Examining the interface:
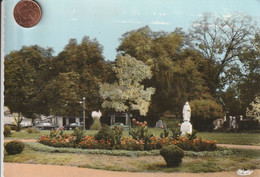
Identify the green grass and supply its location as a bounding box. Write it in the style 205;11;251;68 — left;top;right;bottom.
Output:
6;130;98;139
4;144;260;173
27;142;160;156
26;142;234;157
196;132;260;145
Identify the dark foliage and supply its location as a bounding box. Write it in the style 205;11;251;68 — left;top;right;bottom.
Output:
160;145;184;167
5;140;25;155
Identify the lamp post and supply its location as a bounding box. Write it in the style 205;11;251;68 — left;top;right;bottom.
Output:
83;97;86;130
79;97;86;130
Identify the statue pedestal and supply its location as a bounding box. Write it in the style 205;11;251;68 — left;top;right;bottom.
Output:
180;122;192;136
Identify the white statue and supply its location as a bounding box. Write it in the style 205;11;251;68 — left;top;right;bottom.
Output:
91;110;102;119
183;102;191;122
231;116;236;129
180;102;192;136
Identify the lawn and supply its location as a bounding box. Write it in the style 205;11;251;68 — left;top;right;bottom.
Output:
196;132;260;145
4;143;260;173
6;130;98;139
6;128;260;146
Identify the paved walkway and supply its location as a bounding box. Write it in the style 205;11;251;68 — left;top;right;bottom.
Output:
4;139;36;143
4;163;260;177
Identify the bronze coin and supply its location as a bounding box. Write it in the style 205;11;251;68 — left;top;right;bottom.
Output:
13;0;42;28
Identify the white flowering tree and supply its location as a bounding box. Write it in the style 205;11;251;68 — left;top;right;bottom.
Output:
246;96;260;122
99;54;155;116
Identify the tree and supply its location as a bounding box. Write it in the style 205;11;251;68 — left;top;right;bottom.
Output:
117;26;215;120
246;96;260;122
237;33;260;114
46;36;109;116
190;99;223;131
189;12;258;94
4;37;112;119
99;54;155;116
4;45;53;118
40;72;81;117
220;87;243;116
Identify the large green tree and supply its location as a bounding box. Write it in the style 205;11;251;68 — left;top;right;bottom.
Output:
4;37;113;119
99;54;155;116
237;34;260;115
4;45;53;118
40;71;81;116
44;36;110;116
189;12;259;95
117;26;216;121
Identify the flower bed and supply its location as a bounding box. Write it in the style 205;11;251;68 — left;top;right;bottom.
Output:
38;132;217;151
38;122;217;151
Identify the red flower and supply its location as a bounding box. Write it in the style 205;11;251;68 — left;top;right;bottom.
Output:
178;123;181;127
136;121;139;125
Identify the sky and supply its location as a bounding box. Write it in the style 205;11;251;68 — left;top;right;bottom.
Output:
3;0;260;61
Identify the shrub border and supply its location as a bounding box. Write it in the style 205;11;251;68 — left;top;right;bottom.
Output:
26;142;233;157
27;142;159;156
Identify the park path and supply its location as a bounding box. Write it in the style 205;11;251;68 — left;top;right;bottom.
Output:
217;144;260;150
4;139;36;143
4;163;260;177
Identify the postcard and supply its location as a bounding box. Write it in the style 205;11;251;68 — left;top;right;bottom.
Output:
1;0;260;177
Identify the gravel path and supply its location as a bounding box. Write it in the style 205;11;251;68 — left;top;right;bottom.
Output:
4;139;37;143
4;163;260;177
217;144;260;150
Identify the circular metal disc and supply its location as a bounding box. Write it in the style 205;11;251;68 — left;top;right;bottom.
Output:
13;0;42;28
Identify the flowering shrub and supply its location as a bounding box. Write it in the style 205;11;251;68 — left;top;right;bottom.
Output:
38;125;217;151
38;134;74;147
175;137;217;151
38;134;216;151
94;124;117;146
129;119;153;148
72;127;85;146
78;136;112;149
118;137;145;151
112;125;123;145
38;128;75;148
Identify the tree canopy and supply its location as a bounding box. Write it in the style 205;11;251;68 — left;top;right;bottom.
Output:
99;54;155;116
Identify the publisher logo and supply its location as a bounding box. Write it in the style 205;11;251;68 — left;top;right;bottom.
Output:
237;169;253;176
